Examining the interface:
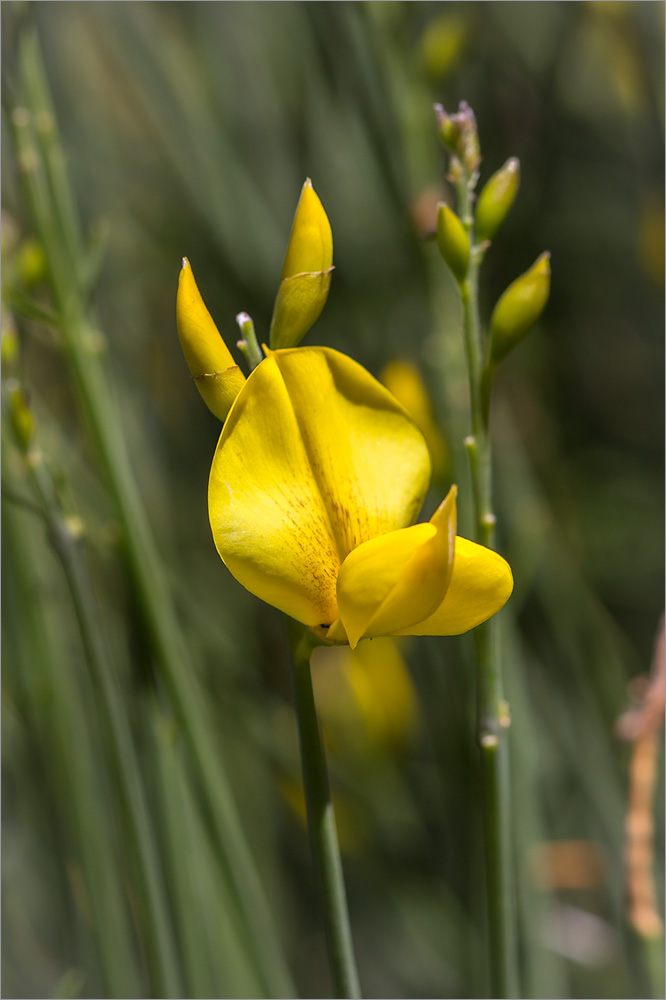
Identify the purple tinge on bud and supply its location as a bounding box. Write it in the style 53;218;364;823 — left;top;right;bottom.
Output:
434;101;480;173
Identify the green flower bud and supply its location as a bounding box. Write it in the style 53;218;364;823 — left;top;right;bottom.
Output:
489;252;551;364
476;158;520;243
434;103;461;152
436;203;470;283
434;101;480;174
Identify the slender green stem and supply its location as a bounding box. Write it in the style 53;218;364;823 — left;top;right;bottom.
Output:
455;175;519;999
236;311;264;371
287;621;361;1000
2;468;142;1000
23;449;182;998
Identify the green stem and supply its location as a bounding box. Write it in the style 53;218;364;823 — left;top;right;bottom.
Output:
455;175;519;999
24;451;182;999
236;311;264;371
287;621;361;1000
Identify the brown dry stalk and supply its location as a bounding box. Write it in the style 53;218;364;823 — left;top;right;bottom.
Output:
617;615;665;939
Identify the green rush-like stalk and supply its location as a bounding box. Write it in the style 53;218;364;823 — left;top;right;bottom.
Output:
17;444;182;999
454;170;519;999
287;620;361;1000
12;16;294;999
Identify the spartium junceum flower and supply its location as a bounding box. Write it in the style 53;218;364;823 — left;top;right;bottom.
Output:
177;181;513;648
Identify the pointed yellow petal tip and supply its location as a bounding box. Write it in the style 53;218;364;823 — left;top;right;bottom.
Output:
336;489;457;649
176;258;245;422
269;179;333;349
391;537;513;638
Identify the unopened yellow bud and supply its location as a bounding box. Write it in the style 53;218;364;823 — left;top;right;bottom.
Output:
436;203;470;283
489;252;551;364
269;179;333;349
1;309;19;367
176;258;245;422
476;158;520;243
8;382;34;452
16;239;47;287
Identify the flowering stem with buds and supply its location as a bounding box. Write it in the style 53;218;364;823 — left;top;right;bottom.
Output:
436;103;519;999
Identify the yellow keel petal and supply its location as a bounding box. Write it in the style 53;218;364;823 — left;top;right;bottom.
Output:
391;537;513;637
335;487;458;648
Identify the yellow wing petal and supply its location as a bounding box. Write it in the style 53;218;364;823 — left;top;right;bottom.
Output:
209;346;431;627
177;258;245;421
333;487;457;649
391;536;513;636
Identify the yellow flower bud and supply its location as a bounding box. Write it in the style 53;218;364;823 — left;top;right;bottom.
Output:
176;258;245;422
8;382;34;452
436;203;470;283
489;252;551;364
16;239;47;287
1;309;19;367
475;158;520;243
269;179;333;350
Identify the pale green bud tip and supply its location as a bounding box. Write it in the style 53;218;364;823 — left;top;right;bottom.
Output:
436;203;470;283
489;252;551;364
434;101;480;173
476;158;521;243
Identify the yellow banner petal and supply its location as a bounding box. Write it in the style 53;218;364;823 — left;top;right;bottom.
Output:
271;348;431;560
209;346;430;628
391;537;513;637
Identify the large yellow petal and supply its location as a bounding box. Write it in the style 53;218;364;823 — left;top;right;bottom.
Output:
271;348;431;559
331;487;457;648
176;258;245;421
209;346;430;627
391;536;513;637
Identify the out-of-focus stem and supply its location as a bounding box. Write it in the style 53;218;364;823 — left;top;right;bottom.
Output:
287;621;361;1000
21;448;182;999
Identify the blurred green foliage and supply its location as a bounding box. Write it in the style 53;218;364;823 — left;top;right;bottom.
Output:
2;3;663;998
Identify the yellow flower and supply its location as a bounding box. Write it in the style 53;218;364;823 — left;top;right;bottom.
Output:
208;345;512;647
